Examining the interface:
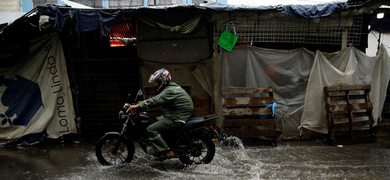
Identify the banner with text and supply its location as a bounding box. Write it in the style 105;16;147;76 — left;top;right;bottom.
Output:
0;33;76;146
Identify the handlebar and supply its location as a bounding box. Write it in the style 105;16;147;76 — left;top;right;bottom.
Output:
123;103;130;109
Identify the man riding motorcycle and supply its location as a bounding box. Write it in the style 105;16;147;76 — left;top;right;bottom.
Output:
126;68;194;161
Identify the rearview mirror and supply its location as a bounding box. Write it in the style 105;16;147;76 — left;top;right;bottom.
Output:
134;89;143;102
137;89;143;96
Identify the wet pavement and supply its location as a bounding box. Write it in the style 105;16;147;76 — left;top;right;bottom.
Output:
1;132;390;180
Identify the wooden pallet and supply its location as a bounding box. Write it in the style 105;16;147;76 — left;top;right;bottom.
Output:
324;85;375;145
221;87;277;145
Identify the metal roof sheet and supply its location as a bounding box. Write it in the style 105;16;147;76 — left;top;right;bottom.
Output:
59;0;93;9
0;12;25;26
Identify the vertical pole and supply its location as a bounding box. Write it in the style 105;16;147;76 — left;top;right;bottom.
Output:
102;0;109;8
341;29;347;49
377;31;382;52
57;0;65;6
182;0;192;5
21;0;33;12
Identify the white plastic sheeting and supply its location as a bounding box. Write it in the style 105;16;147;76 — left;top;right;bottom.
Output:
300;45;390;135
193;45;390;139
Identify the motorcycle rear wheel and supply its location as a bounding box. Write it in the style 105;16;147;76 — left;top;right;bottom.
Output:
95;134;134;165
179;134;215;165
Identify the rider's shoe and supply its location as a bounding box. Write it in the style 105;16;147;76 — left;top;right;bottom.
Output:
165;149;174;158
152;149;174;161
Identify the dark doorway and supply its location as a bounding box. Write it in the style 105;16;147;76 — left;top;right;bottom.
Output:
62;30;140;140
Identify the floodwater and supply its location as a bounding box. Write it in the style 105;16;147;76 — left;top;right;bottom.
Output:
1;134;390;180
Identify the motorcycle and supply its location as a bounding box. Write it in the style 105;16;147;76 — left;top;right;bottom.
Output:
95;89;225;166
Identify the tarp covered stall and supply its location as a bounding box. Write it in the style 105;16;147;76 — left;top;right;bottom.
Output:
194;46;315;138
1;1;388;143
193;45;390;139
300;44;390;136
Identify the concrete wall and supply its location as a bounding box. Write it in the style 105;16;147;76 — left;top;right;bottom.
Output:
0;0;20;12
0;0;58;12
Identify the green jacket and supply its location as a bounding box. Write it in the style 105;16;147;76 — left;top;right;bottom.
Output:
139;82;194;123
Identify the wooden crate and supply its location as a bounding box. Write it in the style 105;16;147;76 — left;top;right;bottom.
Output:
324;85;375;145
221;87;277;145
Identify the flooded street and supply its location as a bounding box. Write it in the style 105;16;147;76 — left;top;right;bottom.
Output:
1;134;390;180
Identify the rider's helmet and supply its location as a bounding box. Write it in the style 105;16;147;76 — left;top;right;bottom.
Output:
148;68;172;92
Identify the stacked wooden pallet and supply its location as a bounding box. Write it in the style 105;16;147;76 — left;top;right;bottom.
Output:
323;85;375;145
221;87;277;145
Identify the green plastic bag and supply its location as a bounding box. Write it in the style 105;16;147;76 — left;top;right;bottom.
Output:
217;29;238;52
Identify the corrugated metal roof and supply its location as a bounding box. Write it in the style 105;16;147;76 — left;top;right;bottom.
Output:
0;12;25;26
59;0;93;9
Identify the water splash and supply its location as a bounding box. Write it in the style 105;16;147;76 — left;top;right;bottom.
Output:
47;138;390;180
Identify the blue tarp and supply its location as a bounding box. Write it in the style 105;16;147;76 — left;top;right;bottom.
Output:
199;2;278;11
37;2;349;36
200;2;348;18
38;5;124;34
282;3;348;18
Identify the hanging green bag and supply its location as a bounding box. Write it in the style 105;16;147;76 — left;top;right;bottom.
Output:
217;23;238;52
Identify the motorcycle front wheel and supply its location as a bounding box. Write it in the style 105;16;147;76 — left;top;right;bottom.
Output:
95;134;134;165
179;134;215;165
